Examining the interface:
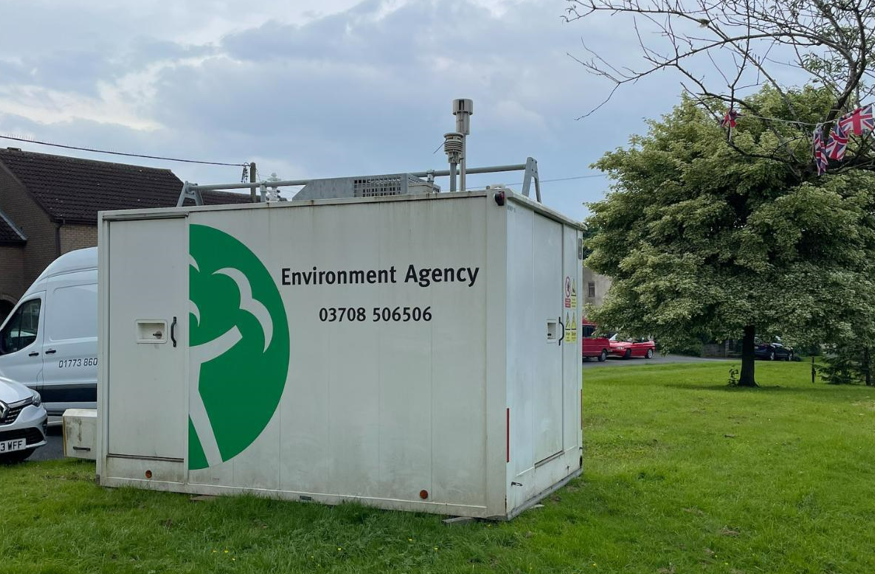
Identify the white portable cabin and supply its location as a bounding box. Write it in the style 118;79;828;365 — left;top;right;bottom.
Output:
97;177;583;520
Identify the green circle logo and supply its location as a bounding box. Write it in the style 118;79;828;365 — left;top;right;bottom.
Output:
188;224;289;470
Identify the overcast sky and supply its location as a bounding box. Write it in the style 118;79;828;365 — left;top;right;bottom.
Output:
0;0;685;221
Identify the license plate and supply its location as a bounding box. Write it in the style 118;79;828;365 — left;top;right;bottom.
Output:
0;439;27;453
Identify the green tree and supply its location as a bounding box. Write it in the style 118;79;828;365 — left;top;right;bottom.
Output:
821;343;875;386
586;88;875;386
565;0;875;174
580;222;599;260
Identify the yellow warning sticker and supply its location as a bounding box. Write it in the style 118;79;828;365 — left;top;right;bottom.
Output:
564;276;572;308
570;279;578;309
565;311;571;343
565;311;576;343
570;312;577;343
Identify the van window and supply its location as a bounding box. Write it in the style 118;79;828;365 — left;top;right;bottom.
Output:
0;299;41;354
582;324;595;338
47;284;97;342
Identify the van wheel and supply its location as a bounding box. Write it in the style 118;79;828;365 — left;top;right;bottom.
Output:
598;350;608;362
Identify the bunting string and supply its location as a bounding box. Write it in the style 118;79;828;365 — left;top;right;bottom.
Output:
718;103;874;174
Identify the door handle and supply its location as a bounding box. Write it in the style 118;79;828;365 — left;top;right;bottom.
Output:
558;316;565;346
170;316;177;348
28;352;39;357
44;349;57;355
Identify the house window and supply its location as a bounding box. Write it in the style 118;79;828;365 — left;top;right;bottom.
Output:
588;282;596;298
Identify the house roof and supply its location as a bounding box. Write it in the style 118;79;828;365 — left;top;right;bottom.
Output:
0;208;26;245
0;148;252;224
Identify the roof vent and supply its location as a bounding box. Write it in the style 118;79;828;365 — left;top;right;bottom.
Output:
293;174;439;200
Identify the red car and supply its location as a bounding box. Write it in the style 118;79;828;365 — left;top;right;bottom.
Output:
581;321;611;362
609;336;656;359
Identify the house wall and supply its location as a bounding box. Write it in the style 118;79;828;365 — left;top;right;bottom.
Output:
582;266;612;312
60;224;98;254
0;163;59;295
0;244;24;322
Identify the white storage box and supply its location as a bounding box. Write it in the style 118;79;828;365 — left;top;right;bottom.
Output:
97;190;582;519
63;408;97;460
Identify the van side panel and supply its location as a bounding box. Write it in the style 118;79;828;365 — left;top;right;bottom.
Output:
40;270;98;412
0;248;99;414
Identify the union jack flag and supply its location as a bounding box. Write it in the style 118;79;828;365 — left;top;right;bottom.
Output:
721;108;739;129
838;104;874;136
813;127;828;175
825;123;849;161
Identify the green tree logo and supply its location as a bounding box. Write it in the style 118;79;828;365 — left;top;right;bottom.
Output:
188;224;289;470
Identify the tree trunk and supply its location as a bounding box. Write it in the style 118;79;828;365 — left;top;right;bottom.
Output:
739;325;758;387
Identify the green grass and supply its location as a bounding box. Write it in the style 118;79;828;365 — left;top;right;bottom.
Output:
2;362;874;573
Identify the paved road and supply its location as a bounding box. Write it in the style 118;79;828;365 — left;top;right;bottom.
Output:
28;425;64;462
583;353;732;367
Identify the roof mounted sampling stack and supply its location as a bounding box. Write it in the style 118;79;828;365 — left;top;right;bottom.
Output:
98;101;581;520
176;98;541;206
445;98;473;192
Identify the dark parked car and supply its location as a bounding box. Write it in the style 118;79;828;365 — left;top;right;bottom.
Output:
755;340;794;361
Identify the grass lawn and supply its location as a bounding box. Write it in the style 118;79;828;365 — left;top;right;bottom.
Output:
2;361;874;573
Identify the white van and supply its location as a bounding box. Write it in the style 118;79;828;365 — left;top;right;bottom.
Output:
0;248;97;416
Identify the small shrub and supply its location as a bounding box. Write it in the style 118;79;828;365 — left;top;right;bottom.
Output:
727;366;740;387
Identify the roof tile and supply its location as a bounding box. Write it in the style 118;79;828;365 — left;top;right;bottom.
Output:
0;149;251;224
0;208;26;245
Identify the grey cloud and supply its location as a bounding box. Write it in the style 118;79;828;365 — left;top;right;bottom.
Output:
0;0;687;220
121;39;219;68
148;1;670;168
18;50;114;96
222;0;459;67
0;59;30;85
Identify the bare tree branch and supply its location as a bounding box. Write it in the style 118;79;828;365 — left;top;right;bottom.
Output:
563;0;875;178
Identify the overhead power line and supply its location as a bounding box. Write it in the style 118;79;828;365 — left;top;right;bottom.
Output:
502;173;608;187
0;134;248;167
0;132;609;185
535;174;607;183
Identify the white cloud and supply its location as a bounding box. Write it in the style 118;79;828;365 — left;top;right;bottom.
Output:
0;84;159;130
0;0;685;220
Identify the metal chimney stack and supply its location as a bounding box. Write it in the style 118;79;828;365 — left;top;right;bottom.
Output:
445;99;473;192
